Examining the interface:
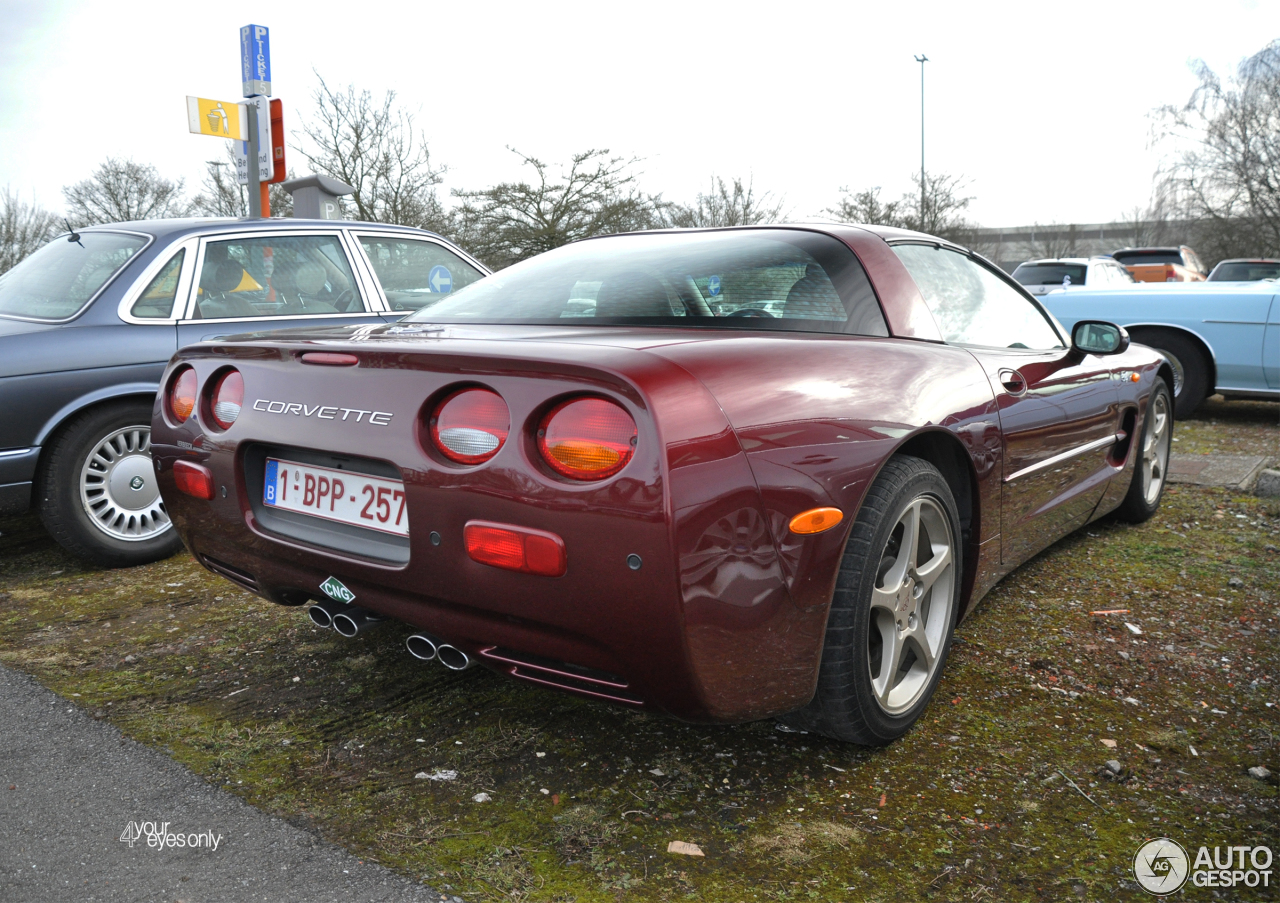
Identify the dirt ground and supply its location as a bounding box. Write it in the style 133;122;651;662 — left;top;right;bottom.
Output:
0;400;1277;902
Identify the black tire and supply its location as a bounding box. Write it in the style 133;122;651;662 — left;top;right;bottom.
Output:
1114;378;1174;524
1138;330;1209;419
780;456;963;745
37;401;183;568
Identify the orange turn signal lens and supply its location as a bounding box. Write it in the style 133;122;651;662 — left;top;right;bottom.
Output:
168;366;197;423
788;507;844;535
1130;372;1140;382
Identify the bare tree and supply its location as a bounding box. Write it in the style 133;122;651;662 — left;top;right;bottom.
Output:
62;158;189;225
667;176;787;228
297;74;446;230
824;172;973;242
1157;39;1280;261
0;187;58;274
452;148;666;269
1027;222;1080;259
823;186;906;228
190;145;293;218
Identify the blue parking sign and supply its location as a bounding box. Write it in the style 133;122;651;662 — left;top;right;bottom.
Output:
240;25;271;97
429;265;453;293
708;275;722;296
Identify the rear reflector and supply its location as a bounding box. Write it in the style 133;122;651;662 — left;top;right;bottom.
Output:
537;397;636;480
210;370;243;429
464;520;566;577
173;460;215;500
789;507;844;535
300;352;359;366
168;367;197;423
430;388;510;464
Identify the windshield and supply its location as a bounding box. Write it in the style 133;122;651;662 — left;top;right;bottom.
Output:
0;232;149;320
1209;261;1280;281
406;229;889;336
1012;263;1088;286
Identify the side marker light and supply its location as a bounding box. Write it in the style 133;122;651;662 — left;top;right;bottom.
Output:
789;507;844;535
173;460;216;500
464;521;566;577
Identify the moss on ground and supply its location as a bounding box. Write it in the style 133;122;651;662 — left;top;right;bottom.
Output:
1;413;1277;901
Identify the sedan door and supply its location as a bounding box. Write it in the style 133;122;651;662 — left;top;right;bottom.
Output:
350;232;488;322
177;231;383;346
892;244;1122;567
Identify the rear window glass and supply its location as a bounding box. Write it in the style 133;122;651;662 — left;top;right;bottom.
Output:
1112;251;1182;266
406;230;889;336
1012;263;1088;286
0;232;148;320
1209;262;1280;281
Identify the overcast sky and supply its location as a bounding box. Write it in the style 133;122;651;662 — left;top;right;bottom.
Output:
1;0;1276;228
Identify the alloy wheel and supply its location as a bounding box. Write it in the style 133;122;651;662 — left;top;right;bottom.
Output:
78;426;171;541
1143;392;1172;506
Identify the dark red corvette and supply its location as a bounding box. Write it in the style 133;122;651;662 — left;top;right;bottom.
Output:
152;225;1174;744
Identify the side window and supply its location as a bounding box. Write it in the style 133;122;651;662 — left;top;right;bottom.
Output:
129;250;185;319
892;244;1064;350
358;236;485;312
192;234;363;320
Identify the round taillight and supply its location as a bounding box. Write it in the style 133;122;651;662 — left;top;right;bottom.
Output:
537;397;636;480
210;370;244;430
430;388;510;464
168;367;197;423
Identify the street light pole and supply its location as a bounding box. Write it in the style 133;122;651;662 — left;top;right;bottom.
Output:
914;54;928;223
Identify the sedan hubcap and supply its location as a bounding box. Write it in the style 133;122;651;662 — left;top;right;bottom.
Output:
1143;393;1172;506
869;497;955;715
79;426;171;541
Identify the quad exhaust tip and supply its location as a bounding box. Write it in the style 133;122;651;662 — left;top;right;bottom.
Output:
406;633;440;661
436;644;472;671
406;634;472;670
307;598;344;629
331;606;385;638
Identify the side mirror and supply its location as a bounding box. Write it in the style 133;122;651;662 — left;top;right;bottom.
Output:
1072;320;1130;356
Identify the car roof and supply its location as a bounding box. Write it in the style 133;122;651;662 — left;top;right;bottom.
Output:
1213;258;1280;264
1016;258;1093;266
74;216;449;242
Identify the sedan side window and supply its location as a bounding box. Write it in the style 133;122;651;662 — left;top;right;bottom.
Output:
893;244;1064;350
358;236;485;312
130;250;185;318
192;235;363;320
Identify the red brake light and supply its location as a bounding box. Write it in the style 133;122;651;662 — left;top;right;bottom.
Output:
168;367;197;423
464;520;566;577
537;397;636;480
173;460;215;500
210;370;244;429
430;388;509;464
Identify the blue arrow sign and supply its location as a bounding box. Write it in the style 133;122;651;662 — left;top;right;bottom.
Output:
240;24;271;97
429;265;453;293
707;275;721;296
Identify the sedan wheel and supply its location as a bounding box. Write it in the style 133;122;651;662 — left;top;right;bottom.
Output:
39;401;184;567
1115;378;1174;523
779;456;961;745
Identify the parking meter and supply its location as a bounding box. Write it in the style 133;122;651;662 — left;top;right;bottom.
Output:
282;174;356;220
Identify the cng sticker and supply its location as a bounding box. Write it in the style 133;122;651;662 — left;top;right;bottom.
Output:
319;576;355;604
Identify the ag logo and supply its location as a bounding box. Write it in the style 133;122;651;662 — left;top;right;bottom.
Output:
129;476;145;490
1133;837;1189;895
319;576;355;604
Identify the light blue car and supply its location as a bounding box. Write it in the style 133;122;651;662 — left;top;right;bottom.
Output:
1044;282;1279;418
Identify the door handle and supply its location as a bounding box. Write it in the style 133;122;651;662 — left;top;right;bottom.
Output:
999;368;1027;395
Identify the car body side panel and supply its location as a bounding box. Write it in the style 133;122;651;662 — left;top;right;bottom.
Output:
1265;295;1280;389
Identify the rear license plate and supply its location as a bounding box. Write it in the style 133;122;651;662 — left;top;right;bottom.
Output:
264;458;408;536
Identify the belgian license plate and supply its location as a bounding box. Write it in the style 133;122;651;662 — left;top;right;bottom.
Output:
264;458;408;536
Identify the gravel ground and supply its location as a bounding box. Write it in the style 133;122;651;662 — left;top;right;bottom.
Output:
0;664;452;903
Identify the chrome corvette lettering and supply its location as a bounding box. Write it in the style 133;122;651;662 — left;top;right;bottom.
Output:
252;399;392;425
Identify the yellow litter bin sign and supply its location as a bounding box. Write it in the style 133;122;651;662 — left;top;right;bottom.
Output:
186;96;247;139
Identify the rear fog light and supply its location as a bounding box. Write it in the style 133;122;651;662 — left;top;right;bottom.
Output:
464;520;566;577
173;460;216;500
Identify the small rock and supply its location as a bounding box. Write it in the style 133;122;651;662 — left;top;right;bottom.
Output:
472;792;491;803
1255;469;1280;498
667;841;704;857
1189;746;1199;757
649;768;665;776
1105;760;1124;775
540;788;550;795
1123;697;1141;706
1124;622;1143;636
416;770;457;782
1247;766;1271;781
123;655;136;663
1101;739;1117;749
1228;577;1244;588
535;751;546;758
292;676;300;683
775;723;807;734
1118;651;1130;660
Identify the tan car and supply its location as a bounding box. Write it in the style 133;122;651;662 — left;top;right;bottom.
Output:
1110;246;1207;282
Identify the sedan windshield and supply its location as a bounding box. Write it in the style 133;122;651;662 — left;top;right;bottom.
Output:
1013;263;1088;286
406;229;889;336
0;232;148;320
1209;261;1280;281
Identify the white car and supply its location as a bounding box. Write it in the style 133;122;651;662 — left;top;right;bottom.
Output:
1011;257;1135;296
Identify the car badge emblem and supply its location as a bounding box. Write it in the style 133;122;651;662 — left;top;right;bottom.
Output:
129;476;145;490
319;576;355;604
